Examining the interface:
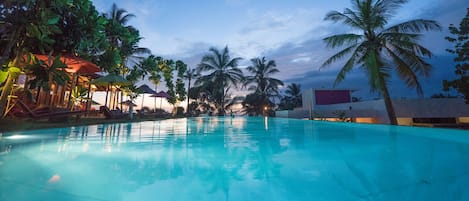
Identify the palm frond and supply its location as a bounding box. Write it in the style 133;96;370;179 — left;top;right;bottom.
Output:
384;19;441;33
374;0;408;18
324;34;363;48
360;50;390;92
384;46;423;95
321;44;359;68
324;10;363;29
387;43;431;77
333;48;360;86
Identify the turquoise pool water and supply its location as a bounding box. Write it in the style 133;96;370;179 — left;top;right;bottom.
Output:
1;117;469;201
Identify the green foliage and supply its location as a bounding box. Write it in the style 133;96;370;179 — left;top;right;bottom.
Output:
443;8;469;103
243;57;283;115
278;83;302;110
24;54;69;91
322;0;440;124
175;60;187;102
153;59;188;106
71;85;89;108
196;46;243;115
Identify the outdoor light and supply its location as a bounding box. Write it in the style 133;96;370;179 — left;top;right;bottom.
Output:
7;135;29;140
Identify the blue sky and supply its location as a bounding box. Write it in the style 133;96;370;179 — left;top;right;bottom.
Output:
92;0;467;100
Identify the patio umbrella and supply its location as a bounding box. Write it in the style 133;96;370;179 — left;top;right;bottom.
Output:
90;74;131;108
150;91;172;110
89;73;131;86
137;84;157;110
119;100;137;112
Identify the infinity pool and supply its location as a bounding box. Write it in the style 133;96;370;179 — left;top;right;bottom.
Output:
1;117;468;201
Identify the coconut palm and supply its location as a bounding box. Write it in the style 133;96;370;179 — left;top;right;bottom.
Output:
104;3;135;48
184;68;200;115
321;0;440;125
118;27;151;73
245;57;283;96
285;83;302;108
244;57;283;115
196;46;243;115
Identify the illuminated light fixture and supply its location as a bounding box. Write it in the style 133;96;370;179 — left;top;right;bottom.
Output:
7;135;29;140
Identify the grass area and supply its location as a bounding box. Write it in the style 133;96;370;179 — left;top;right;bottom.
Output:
0;116;170;132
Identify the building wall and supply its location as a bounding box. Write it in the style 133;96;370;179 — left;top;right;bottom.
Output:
313;99;390;124
276;109;309;119
392;98;469;118
299;88;469;125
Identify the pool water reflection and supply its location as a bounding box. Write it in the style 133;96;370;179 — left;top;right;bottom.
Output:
0;117;469;201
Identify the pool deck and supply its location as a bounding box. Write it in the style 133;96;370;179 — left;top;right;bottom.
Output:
0;116;172;132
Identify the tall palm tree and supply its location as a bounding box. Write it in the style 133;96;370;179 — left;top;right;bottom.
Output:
285;83;302;108
321;0;440;125
184;68;200;114
244;57;283;115
196;46;243;115
118;27;151;72
245;57;284;95
104;3;135;48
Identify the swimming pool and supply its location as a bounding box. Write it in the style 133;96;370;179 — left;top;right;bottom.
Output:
1;117;468;201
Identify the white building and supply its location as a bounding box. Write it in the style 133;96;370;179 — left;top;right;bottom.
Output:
276;88;469;127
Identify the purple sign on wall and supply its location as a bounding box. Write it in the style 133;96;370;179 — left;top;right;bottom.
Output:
315;90;351;105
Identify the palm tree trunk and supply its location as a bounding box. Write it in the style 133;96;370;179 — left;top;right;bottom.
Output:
154;85;158;112
105;84;109;107
141;93;145;111
0;71;20;117
380;77;398;125
219;82;225;116
186;78;191;115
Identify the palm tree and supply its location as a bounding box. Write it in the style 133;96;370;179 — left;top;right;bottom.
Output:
244;57;283;115
118;27;151;73
285;83;302;108
196;46;243;115
149;71;162;111
104;3;135;49
184;68;200;115
245;57;283;95
321;0;440;125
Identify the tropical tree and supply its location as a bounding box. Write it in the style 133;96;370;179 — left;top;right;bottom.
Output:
173;60;187;109
0;0;63;116
25;54;69;105
278;83;302;110
443;8;469;103
148;59;162;111
117;26;150;75
188;80;217;115
0;0;108;116
196;46;243;115
243;57;283;115
102;3;150;110
321;0;440;125
285;83;302;107
104;3;135;50
184;68;200;115
70;86;89;111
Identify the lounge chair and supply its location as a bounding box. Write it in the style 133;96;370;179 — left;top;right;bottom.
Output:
13;100;84;121
99;106;127;119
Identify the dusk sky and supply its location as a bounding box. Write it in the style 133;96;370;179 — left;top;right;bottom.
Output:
92;0;467;101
